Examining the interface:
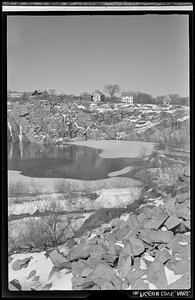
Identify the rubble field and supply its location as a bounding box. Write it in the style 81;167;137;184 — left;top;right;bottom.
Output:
8;164;190;291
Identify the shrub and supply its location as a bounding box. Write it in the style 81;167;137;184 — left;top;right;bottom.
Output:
152;164;184;186
54;179;72;194
133;150;185;188
8;181;42;204
8;200;79;253
37;200;74;247
8;182;29;196
140;124;190;147
28;180;42;196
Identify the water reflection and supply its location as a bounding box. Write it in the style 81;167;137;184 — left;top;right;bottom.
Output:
8;142;137;180
8;143;74;160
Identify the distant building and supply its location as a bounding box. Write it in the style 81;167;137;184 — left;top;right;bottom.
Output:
30;90;51;101
32;90;43;96
92;90;105;102
163;95;172;105
121;92;134;104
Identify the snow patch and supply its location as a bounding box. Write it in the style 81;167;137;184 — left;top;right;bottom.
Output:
140;258;147;270
49;270;73;290
9;252;53;290
120;214;130;222
93;188;142;208
179;241;188;245
164;266;183;285
142;253;155;262
108;166;134;177
115;241;124;248
161;226;168;231
144;280;157;289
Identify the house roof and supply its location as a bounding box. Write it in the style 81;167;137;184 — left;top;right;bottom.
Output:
93;90;105;96
32;89;44;95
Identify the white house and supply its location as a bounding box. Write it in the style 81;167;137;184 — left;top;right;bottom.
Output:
121;92;134;104
92;90;105;102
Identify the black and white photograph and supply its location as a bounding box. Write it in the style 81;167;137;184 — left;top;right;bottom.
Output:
2;1;192;296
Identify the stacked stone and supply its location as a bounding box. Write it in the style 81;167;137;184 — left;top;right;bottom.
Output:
43;189;190;290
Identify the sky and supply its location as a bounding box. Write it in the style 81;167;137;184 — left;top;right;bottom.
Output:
7;14;189;97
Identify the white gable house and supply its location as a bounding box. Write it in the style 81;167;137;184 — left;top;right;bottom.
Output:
121;92;134;104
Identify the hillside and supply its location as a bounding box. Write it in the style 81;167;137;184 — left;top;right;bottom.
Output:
7;99;190;148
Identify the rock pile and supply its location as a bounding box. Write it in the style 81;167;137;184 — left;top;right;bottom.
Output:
42;190;190;290
8;166;191;290
8;99;189;145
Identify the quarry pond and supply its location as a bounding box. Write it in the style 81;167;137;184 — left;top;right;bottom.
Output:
8;141;156;180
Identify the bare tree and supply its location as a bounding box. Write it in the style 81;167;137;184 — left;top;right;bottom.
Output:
104;84;120;99
21;92;29;102
39;200;76;247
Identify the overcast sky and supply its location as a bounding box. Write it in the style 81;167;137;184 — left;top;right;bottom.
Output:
7;14;189;97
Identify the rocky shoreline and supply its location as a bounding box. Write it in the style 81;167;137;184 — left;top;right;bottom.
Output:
8;165;190;291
